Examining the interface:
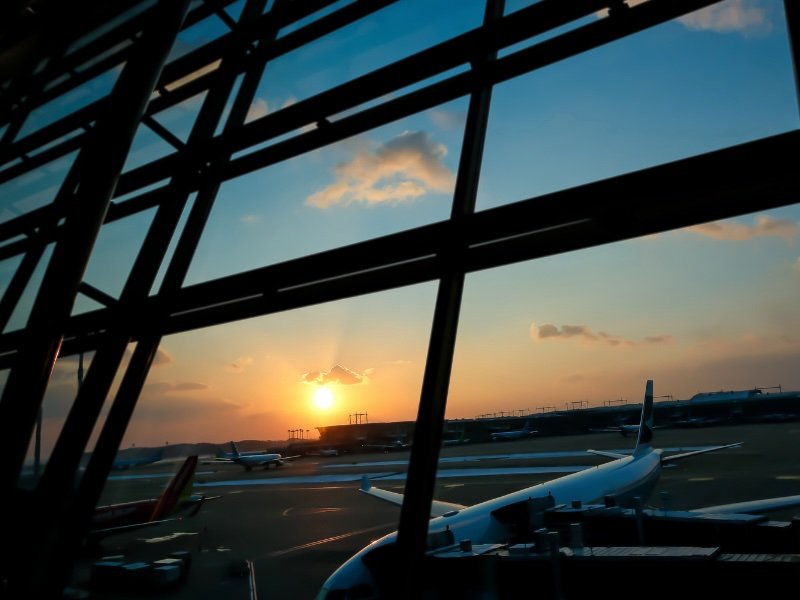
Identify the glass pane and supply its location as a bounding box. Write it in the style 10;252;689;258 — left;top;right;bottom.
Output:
81;284;437;596
19;350;95;490
257;0;483;109
477;2;797;210
74;208;157;313
0;151;79;223
186;98;467;284
455;204;800;418
18;68;121;139
3;243;54;334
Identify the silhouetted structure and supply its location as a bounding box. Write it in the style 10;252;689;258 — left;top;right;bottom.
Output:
0;1;798;598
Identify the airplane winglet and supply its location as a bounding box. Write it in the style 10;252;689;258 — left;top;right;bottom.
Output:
360;475;372;492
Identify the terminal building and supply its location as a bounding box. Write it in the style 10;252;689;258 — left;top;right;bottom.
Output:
290;386;800;454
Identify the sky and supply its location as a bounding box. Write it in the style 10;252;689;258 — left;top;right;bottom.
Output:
1;0;799;456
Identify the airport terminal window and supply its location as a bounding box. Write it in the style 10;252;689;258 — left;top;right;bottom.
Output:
0;1;797;598
184;104;467;284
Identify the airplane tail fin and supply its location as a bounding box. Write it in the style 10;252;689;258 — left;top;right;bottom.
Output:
633;380;655;457
230;441;240;457
149;455;198;521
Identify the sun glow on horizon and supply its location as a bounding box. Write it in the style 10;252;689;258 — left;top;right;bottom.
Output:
313;386;335;410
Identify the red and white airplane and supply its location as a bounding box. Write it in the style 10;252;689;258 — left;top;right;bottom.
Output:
89;455;217;540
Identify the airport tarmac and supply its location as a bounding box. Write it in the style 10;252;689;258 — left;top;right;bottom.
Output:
70;421;800;599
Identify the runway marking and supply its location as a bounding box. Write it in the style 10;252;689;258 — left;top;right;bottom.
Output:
776;475;800;480
282;507;343;517
266;522;396;558
107;471;215;481
194;466;591;487
320;447;719;469
139;532;198;543
443;484;464;488
687;477;715;482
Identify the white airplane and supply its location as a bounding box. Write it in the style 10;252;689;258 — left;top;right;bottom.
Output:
215;441;300;471
588;423;642;437
588;422;670;437
489;420;537;441
110;446;166;470
441;431;470;446
315;379;800;600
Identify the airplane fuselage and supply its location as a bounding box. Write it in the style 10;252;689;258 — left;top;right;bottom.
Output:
490;431;531;441
317;449;663;598
232;453;285;470
91;499;159;529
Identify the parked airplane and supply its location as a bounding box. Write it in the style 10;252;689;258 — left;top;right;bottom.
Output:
489;420;536;441
442;431;470;446
89;455;218;541
215;441;300;471
110;446;165;470
588;422;669;437
315;380;784;599
360;437;411;453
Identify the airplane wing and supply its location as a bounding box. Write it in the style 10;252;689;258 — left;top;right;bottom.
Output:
661;442;743;463
586;449;629;460
88;517;179;539
689;494;800;515
360;476;467;517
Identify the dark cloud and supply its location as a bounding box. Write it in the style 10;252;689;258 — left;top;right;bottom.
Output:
531;323;672;347
225;356;254;373
173;382;209;392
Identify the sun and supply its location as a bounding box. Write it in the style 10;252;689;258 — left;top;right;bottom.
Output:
313;386;335;410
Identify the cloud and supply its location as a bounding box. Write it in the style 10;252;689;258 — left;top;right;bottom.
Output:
173;381;210;392
143;381;209;394
243;96;297;124
163;60;221;93
685;215;797;243
246;98;269;122
644;335;673;344
302;364;366;385
677;0;772;36
531;322;672;347
225;356;254;373
597;0;772;36
154;348;173;366
427;108;465;131
305;131;455;208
